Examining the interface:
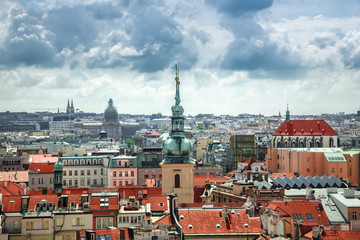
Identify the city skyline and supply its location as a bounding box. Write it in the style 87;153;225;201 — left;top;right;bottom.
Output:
0;0;360;115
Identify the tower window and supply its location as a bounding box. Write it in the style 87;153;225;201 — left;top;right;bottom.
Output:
175;174;180;188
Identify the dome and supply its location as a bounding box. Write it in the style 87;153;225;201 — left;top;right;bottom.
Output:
54;161;63;171
104;98;119;124
162;137;193;157
171;104;184;117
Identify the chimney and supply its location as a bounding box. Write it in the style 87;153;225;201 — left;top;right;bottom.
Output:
223;206;229;219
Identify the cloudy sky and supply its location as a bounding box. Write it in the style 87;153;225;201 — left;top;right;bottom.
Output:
1;0;359;116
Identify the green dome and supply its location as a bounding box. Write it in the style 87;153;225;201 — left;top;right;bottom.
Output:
54;161;63;171
162;137;192;157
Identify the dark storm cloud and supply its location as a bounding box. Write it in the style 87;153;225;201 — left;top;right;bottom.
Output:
206;0;304;77
0;0;199;72
86;2;124;20
0;5;64;68
86;1;198;72
43;6;99;51
206;0;274;17
221;38;300;72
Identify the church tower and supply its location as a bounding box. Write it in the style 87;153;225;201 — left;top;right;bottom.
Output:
161;66;195;204
285;104;290;123
66;99;71;114
70;99;75;114
54;153;63;194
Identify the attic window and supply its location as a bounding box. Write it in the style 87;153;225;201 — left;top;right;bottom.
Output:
231;210;235;214
244;223;249;227
216;224;221;228
180;215;184;219
10;200;14;203
159;202;164;206
305;213;314;222
188;224;193;229
292;214;304;222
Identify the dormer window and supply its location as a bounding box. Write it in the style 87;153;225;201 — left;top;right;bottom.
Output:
188;224;193;229
159;202;164;206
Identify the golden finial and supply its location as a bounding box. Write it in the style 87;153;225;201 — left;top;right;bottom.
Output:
175;64;180;85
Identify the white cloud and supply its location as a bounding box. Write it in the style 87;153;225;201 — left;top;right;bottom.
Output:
0;0;359;115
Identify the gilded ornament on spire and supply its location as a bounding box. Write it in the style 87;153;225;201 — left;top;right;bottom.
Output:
175;64;180;85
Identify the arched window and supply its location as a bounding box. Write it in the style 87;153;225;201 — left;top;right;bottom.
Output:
175;174;180;188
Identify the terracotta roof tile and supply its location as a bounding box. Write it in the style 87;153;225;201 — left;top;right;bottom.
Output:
2;195;22;212
193;175;228;187
142;195;168;212
29;163;54;173
0;181;25;195
29;154;58;164
0;171;28;182
118;187;162;200
28;194;59;211
155;214;172;225
265;199;329;226
178;208;261;235
273;120;337;136
90;195;119;211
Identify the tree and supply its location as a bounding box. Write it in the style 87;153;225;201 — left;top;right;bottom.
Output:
126;138;133;149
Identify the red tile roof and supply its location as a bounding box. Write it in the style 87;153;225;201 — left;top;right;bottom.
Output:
90;195;119;211
226;170;237;177
29;163;54;173
178;208;262;235
322;230;360;239
28;194;59;211
193;175;228;187
265;199;329;226
271;172;295;178
2;195;22;212
193;187;205;203
0;171;28;182
118;186;162;200
0;181;26;196
62;188;89;195
95;228;122;239
155;214;172;225
273;120;337;136
142;195;168;212
29;154;58;163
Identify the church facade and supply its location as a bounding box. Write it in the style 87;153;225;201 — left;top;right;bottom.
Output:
271;106;338;148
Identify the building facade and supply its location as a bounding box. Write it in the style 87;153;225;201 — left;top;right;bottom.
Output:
60;156;110;188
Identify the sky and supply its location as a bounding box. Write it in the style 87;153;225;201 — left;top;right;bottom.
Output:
0;0;360;116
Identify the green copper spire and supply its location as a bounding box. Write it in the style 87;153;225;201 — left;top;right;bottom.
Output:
286;104;290;123
162;65;195;164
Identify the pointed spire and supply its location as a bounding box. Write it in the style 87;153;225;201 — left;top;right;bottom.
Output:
286;104;290;122
71;99;74;113
66;99;70;114
175;64;180;106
